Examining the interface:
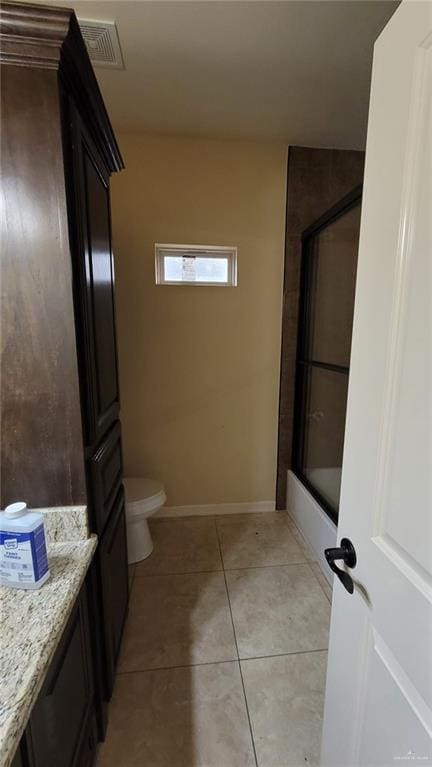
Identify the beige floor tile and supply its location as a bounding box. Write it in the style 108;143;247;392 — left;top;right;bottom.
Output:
226;564;330;658
135;517;222;575
285;512;319;562
118;572;237;671
241;651;328;767
97;662;256;767
288;524;317;562
310;562;333;603
217;512;308;569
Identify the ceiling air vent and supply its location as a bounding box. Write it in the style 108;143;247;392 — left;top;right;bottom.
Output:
78;19;124;69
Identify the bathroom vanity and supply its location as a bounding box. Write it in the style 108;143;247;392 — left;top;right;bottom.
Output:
0;511;97;767
1;1;129;762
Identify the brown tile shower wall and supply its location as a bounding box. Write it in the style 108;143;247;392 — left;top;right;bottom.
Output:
276;146;364;510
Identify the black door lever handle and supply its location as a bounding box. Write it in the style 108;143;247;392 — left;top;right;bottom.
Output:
324;538;357;594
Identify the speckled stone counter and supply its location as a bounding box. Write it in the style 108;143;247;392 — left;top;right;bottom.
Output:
40;504;89;543
0;536;97;767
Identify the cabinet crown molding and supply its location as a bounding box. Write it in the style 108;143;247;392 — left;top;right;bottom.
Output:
0;2;71;67
0;1;124;173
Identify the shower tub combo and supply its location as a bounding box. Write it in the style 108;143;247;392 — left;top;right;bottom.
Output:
288;186;363;581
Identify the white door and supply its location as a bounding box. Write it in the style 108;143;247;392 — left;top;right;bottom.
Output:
321;1;432;765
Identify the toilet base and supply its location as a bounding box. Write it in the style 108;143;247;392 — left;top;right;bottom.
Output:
126;516;154;564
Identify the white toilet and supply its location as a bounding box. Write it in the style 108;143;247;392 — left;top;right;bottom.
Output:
123;477;166;564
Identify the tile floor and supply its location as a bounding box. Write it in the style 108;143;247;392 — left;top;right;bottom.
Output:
98;512;332;767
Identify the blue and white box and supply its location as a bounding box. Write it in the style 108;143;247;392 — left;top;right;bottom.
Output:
0;502;50;589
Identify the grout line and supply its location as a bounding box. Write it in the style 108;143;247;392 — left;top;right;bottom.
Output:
286;513;320;564
313;578;333;605
151;515;218;525
136;520;224;578
215;520;259;767
132;560;318;580
239;647;329;663
318;589;332;606
223;559;314;572
133;567;224;578
301;561;334;605
308;563;333;605
213;515;225;571
116;647;330;677
129;565;137;595
116;658;240;676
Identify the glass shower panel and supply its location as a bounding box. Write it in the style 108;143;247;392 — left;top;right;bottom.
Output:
307;205;361;368
302;367;349;513
293;188;362;520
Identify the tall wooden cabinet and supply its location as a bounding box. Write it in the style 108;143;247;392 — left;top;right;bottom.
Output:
1;0;128;746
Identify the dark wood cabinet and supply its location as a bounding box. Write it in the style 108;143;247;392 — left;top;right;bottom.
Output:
1;1;129;760
64;94;130;708
21;585;97;767
98;489;129;697
10;748;24;767
89;422;123;536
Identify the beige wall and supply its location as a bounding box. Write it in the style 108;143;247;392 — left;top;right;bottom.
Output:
111;133;287;506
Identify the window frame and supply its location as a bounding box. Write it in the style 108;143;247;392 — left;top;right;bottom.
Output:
155;243;238;287
291;185;363;525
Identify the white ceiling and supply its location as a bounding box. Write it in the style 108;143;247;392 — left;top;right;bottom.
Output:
62;0;398;148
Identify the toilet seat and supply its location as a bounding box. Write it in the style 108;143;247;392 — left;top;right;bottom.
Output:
123;477;166;518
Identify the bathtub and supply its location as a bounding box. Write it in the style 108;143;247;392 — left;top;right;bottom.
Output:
287;469;337;587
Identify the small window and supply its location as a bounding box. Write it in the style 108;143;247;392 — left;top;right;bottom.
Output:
155;244;237;286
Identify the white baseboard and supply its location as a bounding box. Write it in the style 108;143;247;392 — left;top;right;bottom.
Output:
155;500;276;518
287;470;336;586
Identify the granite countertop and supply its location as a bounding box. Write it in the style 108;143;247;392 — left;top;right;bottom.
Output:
0;532;97;767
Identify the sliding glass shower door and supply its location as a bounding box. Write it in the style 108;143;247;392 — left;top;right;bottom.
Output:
292;187;362;523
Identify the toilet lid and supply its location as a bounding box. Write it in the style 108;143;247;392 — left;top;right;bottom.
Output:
123;477;165;504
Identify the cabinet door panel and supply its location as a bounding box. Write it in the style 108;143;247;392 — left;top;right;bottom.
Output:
83;149;118;422
68;102;120;446
98;489;129;697
28;590;93;767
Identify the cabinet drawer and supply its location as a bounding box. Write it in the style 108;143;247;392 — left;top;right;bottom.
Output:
89;421;123;534
98;489;129;698
27;588;94;767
